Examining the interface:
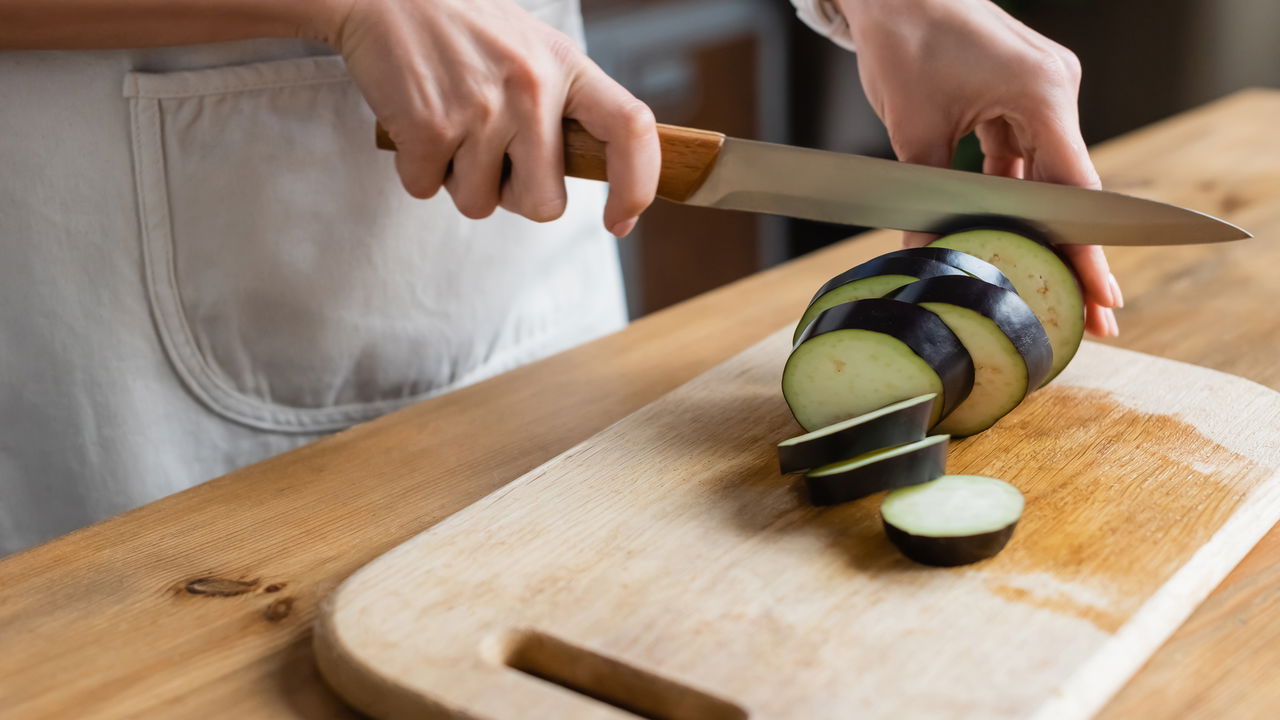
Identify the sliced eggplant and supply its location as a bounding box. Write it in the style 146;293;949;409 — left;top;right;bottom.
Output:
881;474;1024;566
804;435;949;506
887;276;1052;436
783;299;975;431
928;229;1084;385
777;393;935;474
875;247;1016;293
794;256;969;343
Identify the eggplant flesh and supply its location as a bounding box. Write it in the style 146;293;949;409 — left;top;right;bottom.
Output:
888;275;1052;436
804;435;949;506
880;474;1024;566
777;393;935;474
928;229;1084;386
784;299;975;432
795;256;969;343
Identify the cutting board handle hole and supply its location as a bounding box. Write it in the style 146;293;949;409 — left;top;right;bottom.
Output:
495;629;748;720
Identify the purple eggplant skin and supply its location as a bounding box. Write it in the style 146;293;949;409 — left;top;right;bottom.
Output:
778;397;933;474
882;520;1017;567
804;437;948;506
806;256;970;307
875;247;1017;293
886;275;1053;392
796;299;976;423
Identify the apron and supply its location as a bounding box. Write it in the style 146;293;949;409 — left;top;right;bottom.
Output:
0;0;625;555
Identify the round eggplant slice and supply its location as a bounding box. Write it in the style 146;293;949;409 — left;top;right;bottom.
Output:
794;256;969;344
881;474;1024;566
887;276;1052;436
928;229;1084;386
777;393;935;474
804;435;949;506
875;247;1016;293
784;299;975;432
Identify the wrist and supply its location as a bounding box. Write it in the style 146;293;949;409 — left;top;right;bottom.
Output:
290;0;359;46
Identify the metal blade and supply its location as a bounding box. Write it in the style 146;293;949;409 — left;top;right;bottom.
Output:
683;138;1251;246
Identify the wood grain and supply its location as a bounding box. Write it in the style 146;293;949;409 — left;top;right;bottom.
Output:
2;89;1280;719
563;120;725;202
314;338;1280;720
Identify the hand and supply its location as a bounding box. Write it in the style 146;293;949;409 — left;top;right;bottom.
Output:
836;0;1123;336
318;0;659;237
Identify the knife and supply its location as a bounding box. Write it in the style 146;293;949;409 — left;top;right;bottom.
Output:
375;121;1250;246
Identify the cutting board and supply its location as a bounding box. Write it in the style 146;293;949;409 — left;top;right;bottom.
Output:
315;331;1280;720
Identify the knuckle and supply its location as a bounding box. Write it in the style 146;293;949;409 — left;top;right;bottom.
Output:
401;175;440;200
613;99;656;140
453;194;497;220
544;31;582;67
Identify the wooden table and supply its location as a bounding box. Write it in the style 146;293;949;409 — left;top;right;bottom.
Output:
3;89;1279;720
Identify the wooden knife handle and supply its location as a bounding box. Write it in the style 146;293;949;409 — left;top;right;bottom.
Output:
375;120;725;203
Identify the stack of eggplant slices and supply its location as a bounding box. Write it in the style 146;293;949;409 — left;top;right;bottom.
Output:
779;228;1084;566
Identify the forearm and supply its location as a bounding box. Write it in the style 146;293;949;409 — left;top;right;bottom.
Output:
0;0;340;50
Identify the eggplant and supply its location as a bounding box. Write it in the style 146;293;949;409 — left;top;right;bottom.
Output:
804;435;949;506
777;393;935;474
794;256;969;344
928;229;1084;386
875;247;1016;293
887;276;1052;436
880;474;1024;566
783;299;975;432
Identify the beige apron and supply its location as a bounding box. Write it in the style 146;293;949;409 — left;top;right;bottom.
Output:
0;0;625;555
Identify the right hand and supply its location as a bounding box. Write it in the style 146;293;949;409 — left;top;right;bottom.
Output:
317;0;660;237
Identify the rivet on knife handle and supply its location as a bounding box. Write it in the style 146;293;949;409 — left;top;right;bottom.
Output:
374;121;726;204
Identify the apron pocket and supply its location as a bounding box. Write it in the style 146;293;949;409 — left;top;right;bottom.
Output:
126;52;622;435
125;56;487;432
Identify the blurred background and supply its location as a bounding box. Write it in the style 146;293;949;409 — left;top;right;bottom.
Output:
582;0;1280;317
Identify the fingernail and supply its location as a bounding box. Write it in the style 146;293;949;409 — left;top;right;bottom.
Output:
1106;308;1120;337
1108;273;1125;308
610;217;638;238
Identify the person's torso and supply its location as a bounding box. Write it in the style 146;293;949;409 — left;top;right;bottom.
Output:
0;0;626;554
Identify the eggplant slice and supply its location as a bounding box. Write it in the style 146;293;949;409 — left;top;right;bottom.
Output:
777;393;935;474
805;435;949;506
794;256;970;344
784;299;975;432
888;276;1052;436
876;247;1016;293
928;229;1084;386
881;474;1024;566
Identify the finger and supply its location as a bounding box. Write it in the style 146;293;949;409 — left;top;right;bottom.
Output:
1059;243;1118;309
976;118;1024;179
565;58;659;236
501;91;567;222
1085;302;1118;338
391;121;460;200
443;122;513;220
1009;109;1120;308
902;231;938;249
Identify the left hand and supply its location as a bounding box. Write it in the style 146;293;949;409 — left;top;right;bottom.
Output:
835;0;1122;336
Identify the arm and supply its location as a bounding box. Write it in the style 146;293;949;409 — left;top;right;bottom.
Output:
805;0;1123;337
0;0;660;237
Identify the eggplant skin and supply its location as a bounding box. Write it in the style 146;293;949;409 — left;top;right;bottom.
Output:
882;520;1017;567
876;247;1016;293
806;256;969;307
778;398;932;474
887;275;1053;394
797;299;976;423
805;439;947;506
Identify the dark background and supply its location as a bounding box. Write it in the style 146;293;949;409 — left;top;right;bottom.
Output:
581;0;1280;317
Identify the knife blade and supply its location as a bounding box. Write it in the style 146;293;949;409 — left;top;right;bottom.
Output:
376;121;1250;246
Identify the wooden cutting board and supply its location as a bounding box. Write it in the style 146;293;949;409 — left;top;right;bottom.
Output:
315;331;1280;720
